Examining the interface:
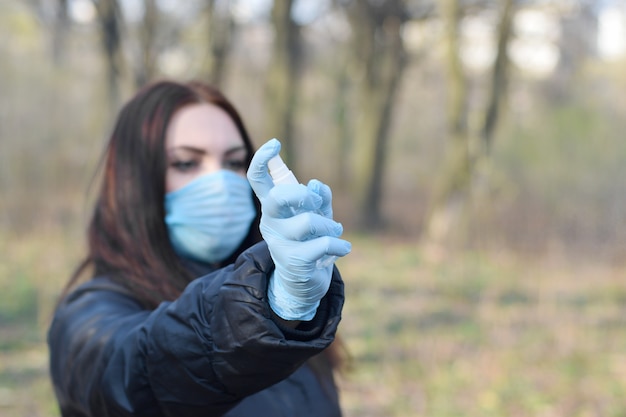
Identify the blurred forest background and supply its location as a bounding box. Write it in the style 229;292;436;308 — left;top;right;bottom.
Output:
1;0;626;416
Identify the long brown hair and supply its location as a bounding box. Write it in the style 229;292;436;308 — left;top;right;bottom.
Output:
66;80;261;307
66;80;345;376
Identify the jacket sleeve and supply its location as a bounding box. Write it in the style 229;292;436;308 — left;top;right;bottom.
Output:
47;241;345;417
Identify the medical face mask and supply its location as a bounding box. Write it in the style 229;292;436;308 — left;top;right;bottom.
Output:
165;170;256;264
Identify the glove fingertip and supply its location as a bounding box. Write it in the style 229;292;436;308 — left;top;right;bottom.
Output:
340;240;352;255
331;238;352;257
250;139;281;172
267;138;281;153
307;179;331;196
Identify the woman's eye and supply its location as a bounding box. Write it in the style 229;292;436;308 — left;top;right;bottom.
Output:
171;160;199;172
224;159;246;172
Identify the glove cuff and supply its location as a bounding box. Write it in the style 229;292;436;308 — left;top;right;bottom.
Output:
268;271;320;321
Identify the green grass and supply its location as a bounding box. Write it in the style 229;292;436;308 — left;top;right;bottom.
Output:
337;234;626;417
2;231;626;416
0;228;79;417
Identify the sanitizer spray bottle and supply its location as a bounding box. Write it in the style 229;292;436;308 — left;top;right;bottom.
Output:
267;152;336;269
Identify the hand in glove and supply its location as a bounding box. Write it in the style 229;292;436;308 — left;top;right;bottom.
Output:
247;139;352;321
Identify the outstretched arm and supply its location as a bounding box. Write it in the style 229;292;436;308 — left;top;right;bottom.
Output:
48;242;344;417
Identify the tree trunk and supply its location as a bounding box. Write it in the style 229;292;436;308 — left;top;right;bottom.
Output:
206;0;235;87
347;0;408;230
481;0;514;155
92;0;126;113
332;59;352;191
424;0;516;247
135;0;159;88
424;0;470;245
363;24;407;226
265;0;301;167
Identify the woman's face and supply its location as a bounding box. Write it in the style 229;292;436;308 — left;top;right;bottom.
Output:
165;103;248;193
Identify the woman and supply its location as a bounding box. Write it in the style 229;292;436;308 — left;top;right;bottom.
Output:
48;80;351;417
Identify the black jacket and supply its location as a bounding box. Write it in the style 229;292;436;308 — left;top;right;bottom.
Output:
48;242;344;416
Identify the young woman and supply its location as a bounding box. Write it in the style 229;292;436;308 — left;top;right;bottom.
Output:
47;80;351;417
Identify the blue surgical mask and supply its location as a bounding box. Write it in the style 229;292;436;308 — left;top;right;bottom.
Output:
165;170;256;264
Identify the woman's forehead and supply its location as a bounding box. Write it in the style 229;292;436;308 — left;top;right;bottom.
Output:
166;103;244;152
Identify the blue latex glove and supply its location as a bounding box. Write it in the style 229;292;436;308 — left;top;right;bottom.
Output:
247;139;352;321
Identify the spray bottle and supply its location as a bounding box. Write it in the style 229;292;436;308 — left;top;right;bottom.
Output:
268;153;336;269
